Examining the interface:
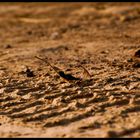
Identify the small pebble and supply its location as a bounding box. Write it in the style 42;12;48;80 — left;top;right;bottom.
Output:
106;130;118;138
106;92;111;96
22;94;31;100
50;32;62;40
11;89;20;98
52;97;63;105
0;83;3;87
61;89;66;93
127;58;133;62
0;88;5;94
93;92;98;98
134;49;140;57
77;90;82;95
129;97;135;105
3;44;12;49
109;95;115;101
133;62;140;68
101;50;109;54
26;68;35;77
0;70;5;77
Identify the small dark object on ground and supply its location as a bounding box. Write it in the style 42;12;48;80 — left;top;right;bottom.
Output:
4;44;12;49
58;71;80;81
20;66;35;77
133;62;140;68
107;131;118;138
35;56;81;82
26;67;35;77
127;58;133;62
134;49;140;57
106;77;114;83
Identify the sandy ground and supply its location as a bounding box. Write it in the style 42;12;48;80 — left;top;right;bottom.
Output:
0;2;140;138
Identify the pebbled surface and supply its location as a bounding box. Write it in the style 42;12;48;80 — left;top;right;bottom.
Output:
0;2;140;138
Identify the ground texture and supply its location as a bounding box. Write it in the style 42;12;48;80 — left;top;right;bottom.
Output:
0;2;140;138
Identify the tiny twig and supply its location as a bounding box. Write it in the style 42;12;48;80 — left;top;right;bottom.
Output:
35;56;58;72
79;64;91;79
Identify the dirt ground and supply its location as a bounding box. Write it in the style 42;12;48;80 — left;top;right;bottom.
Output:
0;2;140;138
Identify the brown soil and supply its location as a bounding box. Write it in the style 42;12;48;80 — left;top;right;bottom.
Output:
0;2;140;138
